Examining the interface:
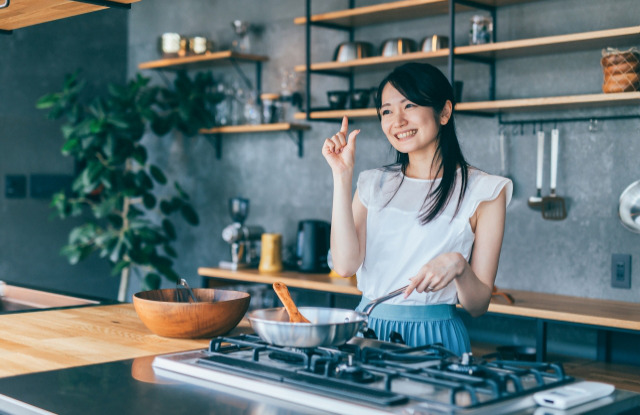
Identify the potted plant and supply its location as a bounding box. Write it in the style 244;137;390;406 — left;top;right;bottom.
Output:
37;70;222;301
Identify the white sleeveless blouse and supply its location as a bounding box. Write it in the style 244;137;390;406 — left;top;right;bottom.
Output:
356;167;512;306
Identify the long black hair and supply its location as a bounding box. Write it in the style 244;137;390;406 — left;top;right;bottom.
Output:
374;62;469;225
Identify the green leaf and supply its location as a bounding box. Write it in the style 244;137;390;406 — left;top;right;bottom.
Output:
173;182;189;200
61;138;80;155
180;203;199;226
159;200;174;215
162;219;176;240
36;93;60;109
142;273;162;291
163;244;177;258
142;193;156;209
111;260;131;276
136;171;153;191
149;165;167;185
132;146;147;165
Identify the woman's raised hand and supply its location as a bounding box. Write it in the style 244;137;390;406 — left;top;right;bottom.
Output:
322;116;360;174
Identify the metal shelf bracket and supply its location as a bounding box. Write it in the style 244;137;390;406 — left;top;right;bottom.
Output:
286;130;304;158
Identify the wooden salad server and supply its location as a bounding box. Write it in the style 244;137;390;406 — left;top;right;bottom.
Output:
272;282;311;323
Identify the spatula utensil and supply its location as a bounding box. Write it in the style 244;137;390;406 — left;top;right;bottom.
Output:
541;128;567;220
273;282;311;323
528;130;545;209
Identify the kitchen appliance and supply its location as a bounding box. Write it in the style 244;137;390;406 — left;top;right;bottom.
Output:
296;219;330;272
151;333;640;415
380;37;417;57
219;197;264;270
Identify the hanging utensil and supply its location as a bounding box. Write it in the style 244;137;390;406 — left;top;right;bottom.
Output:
528;129;545;209
273;282;311;323
541;128;567;220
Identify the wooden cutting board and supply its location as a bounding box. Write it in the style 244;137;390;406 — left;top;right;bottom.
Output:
0;304;252;378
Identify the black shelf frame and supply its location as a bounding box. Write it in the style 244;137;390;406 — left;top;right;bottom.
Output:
301;0;500;121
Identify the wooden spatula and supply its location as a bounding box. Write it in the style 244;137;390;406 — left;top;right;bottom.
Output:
273;282;311;323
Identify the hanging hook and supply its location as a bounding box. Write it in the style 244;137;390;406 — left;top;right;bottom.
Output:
589;118;599;132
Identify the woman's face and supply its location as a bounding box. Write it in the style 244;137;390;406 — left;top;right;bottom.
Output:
379;83;447;157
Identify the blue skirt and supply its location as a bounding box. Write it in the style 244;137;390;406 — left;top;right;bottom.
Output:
356;297;471;356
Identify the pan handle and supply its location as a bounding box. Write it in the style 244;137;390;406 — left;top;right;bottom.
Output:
361;285;409;316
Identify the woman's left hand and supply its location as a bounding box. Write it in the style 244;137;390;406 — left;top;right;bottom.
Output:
404;252;466;298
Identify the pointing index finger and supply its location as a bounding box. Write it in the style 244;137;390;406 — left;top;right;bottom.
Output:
340;116;349;135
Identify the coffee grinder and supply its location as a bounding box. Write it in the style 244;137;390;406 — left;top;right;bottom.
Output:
219;197;264;270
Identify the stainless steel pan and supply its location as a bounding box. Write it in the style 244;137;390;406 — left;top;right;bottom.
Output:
247;285;407;348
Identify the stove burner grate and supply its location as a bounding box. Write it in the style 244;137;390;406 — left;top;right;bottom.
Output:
199;335;574;411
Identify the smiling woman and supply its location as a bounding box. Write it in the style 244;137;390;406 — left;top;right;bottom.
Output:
321;62;512;354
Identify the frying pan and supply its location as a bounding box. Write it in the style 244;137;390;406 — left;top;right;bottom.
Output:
619;180;640;233
247;285;407;348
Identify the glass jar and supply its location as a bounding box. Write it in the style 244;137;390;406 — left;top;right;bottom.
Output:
260;93;281;124
469;15;493;45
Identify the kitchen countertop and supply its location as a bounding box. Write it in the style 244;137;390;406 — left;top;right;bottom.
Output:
0;303;251;378
199;267;640;331
0;301;638;414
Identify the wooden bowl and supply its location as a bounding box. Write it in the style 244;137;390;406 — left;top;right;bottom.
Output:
133;288;250;339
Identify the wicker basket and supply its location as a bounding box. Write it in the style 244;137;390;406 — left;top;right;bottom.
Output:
601;47;640;93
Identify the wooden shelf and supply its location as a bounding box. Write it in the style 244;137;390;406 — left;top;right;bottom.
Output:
457;92;640;114
0;0;138;31
138;50;268;71
294;26;640;73
294;0;533;28
295;92;640;119
295;108;377;120
456;25;640;59
294;50;449;73
200;123;310;134
199;123;310;158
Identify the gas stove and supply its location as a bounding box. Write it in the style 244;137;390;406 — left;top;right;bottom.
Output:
151;334;639;415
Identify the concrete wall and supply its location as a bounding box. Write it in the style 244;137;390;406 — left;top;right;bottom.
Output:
0;10;129;299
